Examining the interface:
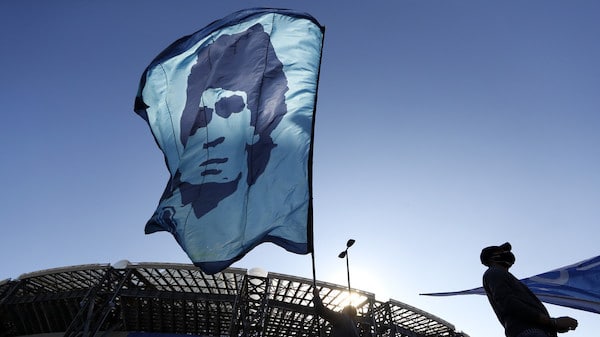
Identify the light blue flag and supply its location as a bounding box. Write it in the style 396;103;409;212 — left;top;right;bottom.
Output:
422;255;600;314
134;8;324;274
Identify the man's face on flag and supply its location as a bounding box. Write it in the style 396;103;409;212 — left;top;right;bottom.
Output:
171;23;290;219
183;88;257;185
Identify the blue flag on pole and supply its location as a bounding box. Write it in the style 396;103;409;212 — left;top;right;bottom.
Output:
422;255;600;314
134;8;324;274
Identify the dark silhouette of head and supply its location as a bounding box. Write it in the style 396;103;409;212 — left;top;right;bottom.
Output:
342;305;358;319
173;23;289;218
480;242;515;268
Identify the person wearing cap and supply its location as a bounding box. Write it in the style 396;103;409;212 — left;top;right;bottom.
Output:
313;288;360;337
480;242;578;337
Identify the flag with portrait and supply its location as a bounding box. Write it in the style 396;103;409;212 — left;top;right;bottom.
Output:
134;8;325;274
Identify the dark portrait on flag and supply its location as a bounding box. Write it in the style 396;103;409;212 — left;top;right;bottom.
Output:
135;8;324;274
173;23;288;219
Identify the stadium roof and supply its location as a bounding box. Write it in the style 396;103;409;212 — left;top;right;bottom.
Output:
0;262;468;337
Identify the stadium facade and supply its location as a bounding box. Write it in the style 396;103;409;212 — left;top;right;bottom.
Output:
0;262;469;337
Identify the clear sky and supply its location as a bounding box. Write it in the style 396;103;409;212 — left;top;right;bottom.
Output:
1;1;599;337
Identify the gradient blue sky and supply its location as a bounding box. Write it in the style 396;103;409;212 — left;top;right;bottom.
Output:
1;1;599;337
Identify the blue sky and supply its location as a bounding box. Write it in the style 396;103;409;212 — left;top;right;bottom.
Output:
1;1;599;336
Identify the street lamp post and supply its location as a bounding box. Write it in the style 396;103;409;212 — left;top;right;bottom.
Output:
338;239;356;297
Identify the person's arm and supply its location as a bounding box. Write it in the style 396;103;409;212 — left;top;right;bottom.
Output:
540;316;578;333
313;288;339;323
509;292;578;333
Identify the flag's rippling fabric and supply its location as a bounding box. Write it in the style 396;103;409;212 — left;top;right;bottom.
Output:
422;255;600;314
134;8;324;274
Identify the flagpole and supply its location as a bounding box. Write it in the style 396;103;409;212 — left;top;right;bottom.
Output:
311;251;317;286
311;251;323;337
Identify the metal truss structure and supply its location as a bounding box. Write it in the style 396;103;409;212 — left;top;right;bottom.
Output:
0;262;468;337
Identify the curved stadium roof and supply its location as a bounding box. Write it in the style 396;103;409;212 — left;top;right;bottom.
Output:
0;262;468;337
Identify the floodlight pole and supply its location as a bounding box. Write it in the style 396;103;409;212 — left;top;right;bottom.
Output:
338;239;355;297
345;249;351;294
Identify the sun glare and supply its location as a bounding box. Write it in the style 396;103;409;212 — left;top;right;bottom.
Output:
329;265;393;305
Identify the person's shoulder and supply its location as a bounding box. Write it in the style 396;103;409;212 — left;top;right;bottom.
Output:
484;266;511;279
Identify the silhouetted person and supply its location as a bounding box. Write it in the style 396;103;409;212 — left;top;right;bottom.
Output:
313;288;360;337
481;242;578;337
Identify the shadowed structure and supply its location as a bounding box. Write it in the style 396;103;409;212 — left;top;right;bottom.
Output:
0;262;468;337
